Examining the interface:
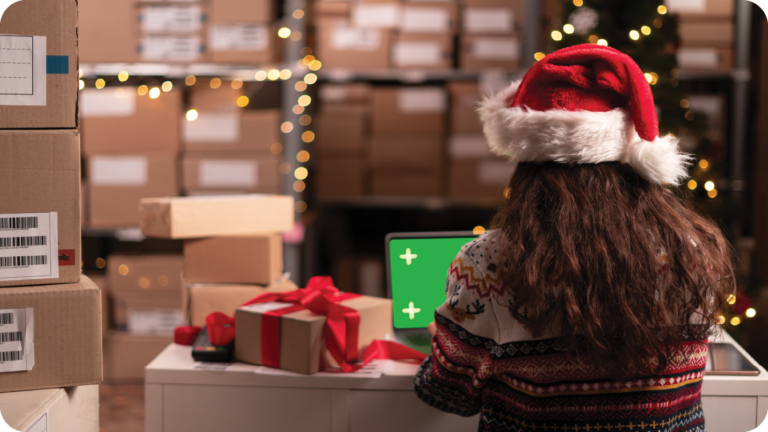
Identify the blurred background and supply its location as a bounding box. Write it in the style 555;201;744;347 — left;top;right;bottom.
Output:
77;0;768;430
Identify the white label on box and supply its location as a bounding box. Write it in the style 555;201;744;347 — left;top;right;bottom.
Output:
0;308;35;373
25;410;47;432
449;134;491;159
331;26;381;51
141;5;202;33
91;156;148;186
473;37;519;60
199;160;258;188
240;302;294;314
128;309;185;335
0;35;46;106
183;112;240;143
401;7;451;33
392;41;443;67
319;85;349;102
0;213;59;282
665;0;707;13
80;88;137;118
465;8;513;34
478;161;514;185
687;95;723;118
210;24;268;52
677;47;719;68
397;88;447;114
352;3;401;29
142;35;201;62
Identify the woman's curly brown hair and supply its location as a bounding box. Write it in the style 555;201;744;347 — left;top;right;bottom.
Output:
492;161;735;376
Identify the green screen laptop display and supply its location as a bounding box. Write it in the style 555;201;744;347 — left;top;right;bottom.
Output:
389;236;476;329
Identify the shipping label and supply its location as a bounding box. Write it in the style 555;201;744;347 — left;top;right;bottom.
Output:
397;88;447;114
0;308;35;373
128;309;185;335
141;5;203;33
331;26;381;51
465;8;513;34
472;37;519;60
677;48;719;69
183;112;240;143
665;0;706;13
0;213;59;282
80;88;136;117
392;41;443;67
210;24;268;52
401;7;451;33
91;156;148;186
0;35;46;106
352;3;401;28
199;160;258;188
449;135;491;159
142;35;201;62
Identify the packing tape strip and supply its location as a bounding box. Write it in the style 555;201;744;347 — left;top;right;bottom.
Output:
46;55;69;74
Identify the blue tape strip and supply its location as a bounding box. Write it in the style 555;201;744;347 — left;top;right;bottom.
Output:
46;56;69;74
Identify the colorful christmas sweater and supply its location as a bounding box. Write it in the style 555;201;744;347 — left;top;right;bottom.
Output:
414;231;708;432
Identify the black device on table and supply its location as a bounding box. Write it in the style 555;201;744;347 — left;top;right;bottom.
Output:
191;326;234;363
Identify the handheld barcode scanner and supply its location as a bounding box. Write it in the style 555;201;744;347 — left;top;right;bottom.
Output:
191;326;234;363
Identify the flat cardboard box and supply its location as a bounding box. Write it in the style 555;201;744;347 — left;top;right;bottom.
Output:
181;151;281;194
140;195;295;239
185;280;298;327
111;290;183;332
81;88;181;155
448;81;483;134
316;18;391;70
211;0;275;24
372;87;447;134
678;19;734;46
392;33;454;70
182;110;281;152
87;153;179;228
460;34;520;71
0;386;99;432
103;331;171;383
315;108;367;155
0;130;81;288
371;169;442;196
400;2;459;34
107;254;184;292
0;276;102;393
369;134;445;170
448;158;511;199
664;0;734;18
463;0;520;34
79;0;138;63
0;0;78;129
315;156;366;198
677;44;734;71
184;234;283;285
235;295;392;374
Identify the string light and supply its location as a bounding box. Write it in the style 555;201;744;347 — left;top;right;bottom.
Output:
293;180;306;192
271;143;283;154
137;85;148;96
292;105;305;114
95;78;105;89
641;26;651;35
186;109;198;121
658;5;668;14
573;0;583;6
304;73;318;85
149;87;161;99
299;114;311;126
237;96;250;107
185;75;196;86
731;317;741;326
303;55;315;65
78;69;83;78
687;180;697;190
280;69;292;80
727;294;737;305
680;99;689;108
699;160;709;170
685;111;694;121
290;32;303;41
551;30;563;41
268;69;280;81
298;95;311;107
653;18;663;28
78;80;84;90
534;52;546;61
118;71;129;82
473;226;486;235
255;70;267;81
649;72;658;85
588;35;599;44
118;264;129;275
158;275;169;286
630;30;640;40
278;27;292;38
708;189;718;198
717;315;726;325
295;81;307;92
231;79;243;89
139;278;150;289
294;167;308;180
95;258;106;269
308;60;322;71
704;181;715;191
297;150;310;162
162;81;173;92
746;308;756;318
301;131;315;143
279;163;291;174
296;201;307;213
293;9;304;19
563;24;575;34
597;39;608;46
281;122;294;133
210;78;222;89
644;73;653;83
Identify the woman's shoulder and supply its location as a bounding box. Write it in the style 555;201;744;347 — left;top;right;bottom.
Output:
456;230;502;278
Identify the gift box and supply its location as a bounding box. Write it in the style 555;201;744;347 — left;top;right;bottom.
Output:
234;281;393;374
185;280;298;327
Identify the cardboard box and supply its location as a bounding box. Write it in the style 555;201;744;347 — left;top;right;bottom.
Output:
103;331;171;383
677;45;734;71
235;295;392;374
372;87;447;134
184;234;283;285
81;88;182;155
85;272;111;339
138;34;206;63
400;2;458;34
107;254;184;292
0;130;81;288
87;153;179;228
211;0;276;24
111;290;184;333
181;152;281;194
190;80;247;111
319;83;372;111
79;0;139;63
314;0;352;17
315;109;367;155
182;110;281;152
448;159;511;199
351;2;401;29
315;156;366;198
185;280;298;327
392;33;454;69
664;0;734;18
460;34;520;71
0;276;102;393
448;133;492;159
448;81;483;134
209;23;277;64
371;169;442;196
463;0;520;34
369;134;444;170
316;18;391;70
0;386;99;432
678;19;734;46
140;195;295;239
0;0;77;129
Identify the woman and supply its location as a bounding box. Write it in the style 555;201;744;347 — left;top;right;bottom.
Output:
414;45;734;432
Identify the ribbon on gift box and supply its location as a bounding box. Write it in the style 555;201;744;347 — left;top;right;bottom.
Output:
206;276;426;372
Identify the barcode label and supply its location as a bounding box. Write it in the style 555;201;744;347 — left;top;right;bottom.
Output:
0;217;38;230
0;351;21;362
0;236;47;248
0;331;20;343
0;255;47;268
0;313;12;325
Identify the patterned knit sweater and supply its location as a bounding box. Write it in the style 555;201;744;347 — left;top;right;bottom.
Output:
414;231;708;432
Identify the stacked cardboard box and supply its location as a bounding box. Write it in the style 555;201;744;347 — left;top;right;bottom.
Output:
668;0;734;71
460;0;521;71
393;1;457;70
136;0;207;63
181;80;283;195
209;0;278;64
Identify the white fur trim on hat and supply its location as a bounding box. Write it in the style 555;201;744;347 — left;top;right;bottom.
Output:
477;80;692;186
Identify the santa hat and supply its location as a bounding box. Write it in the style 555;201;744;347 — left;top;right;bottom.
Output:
478;44;691;185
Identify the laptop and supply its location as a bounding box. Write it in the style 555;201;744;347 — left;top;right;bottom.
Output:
386;231;478;354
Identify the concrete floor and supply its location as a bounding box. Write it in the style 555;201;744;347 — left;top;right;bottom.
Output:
100;384;144;432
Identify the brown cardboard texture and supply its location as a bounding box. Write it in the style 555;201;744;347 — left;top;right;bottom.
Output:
665;0;734;18
319;83;372;111
392;33;453;70
181;152;280;194
401;2;459;34
190;80;247;111
369;134;445;170
107;254;184;292
448;159;511;199
0;386;99;432
235;295;392;374
85;272;110;340
111;290;182;330
79;0;139;63
184;234;283;285
677;44;734;72
448;81;483;134
463;0;521;34
211;0;275;24
0;276;102;393
209;24;278;64
185;280;298;327
315;108;367;155
0;130;81;288
372;87;447;134
316;18;391;70
182;110;281;152
315;156;366;199
371;169;442;196
460;34;520;71
678;19;734;46
140;195;295;239
87;153;179;228
0;0;78;129
103;332;171;383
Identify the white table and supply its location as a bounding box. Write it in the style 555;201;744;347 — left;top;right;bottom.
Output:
145;330;768;432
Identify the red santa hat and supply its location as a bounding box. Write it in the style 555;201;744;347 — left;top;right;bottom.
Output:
479;44;691;185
